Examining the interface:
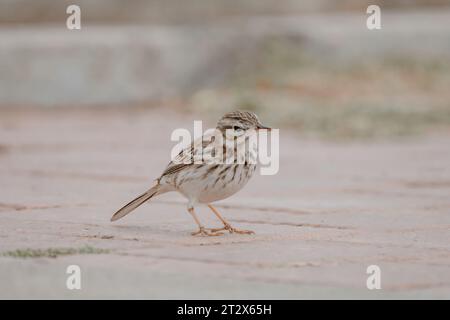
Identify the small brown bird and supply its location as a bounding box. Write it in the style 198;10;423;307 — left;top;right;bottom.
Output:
111;110;271;236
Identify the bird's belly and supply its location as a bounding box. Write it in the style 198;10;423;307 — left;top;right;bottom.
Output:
177;164;256;203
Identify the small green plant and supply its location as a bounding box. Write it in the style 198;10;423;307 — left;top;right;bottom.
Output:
2;246;110;258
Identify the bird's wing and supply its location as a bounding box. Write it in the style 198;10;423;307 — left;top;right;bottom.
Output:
159;134;214;179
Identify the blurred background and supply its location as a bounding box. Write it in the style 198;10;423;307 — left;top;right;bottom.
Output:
1;0;449;139
1;1;450;299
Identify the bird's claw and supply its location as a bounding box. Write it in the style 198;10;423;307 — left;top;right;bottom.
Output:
210;223;255;235
191;227;224;237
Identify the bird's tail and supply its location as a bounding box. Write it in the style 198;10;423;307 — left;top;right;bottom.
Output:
110;185;160;222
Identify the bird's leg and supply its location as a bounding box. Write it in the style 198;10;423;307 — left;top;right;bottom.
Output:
207;204;255;235
188;207;224;236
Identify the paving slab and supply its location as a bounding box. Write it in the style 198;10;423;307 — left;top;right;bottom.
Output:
0;108;449;299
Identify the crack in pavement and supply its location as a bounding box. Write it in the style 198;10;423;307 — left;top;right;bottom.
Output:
11;169;147;183
0;202;91;212
229;218;354;230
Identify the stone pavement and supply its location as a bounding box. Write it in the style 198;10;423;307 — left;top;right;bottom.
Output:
0;108;449;299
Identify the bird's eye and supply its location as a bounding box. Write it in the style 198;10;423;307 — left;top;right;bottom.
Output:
233;126;241;131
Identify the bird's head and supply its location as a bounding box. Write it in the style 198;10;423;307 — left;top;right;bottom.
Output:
216;110;271;136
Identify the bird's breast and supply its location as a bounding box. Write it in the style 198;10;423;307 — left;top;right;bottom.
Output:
174;163;256;203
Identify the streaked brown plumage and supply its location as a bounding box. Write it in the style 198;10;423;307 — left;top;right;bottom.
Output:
111;110;271;236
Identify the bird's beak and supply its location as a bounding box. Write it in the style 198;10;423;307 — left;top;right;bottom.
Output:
257;124;272;131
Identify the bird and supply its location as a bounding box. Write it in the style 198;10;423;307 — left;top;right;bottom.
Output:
110;110;271;236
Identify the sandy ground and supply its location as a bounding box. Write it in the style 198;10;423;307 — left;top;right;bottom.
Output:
0;108;449;299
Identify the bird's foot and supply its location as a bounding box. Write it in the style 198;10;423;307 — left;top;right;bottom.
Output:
210;223;255;235
191;226;224;237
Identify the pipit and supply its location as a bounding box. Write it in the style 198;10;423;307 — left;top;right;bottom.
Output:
111;110;271;236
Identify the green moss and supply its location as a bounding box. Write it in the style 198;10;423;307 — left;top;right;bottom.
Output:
2;246;110;258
